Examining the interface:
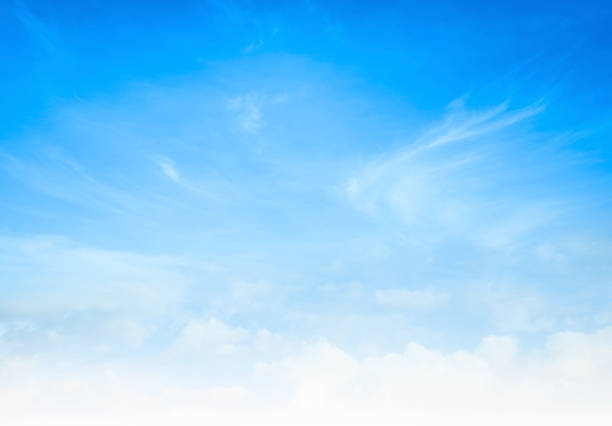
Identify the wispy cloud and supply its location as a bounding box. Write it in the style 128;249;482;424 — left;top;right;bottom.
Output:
0;151;139;215
226;92;288;134
343;99;550;250
243;39;264;54
420;99;545;150
157;157;181;183
226;94;265;134
13;0;57;53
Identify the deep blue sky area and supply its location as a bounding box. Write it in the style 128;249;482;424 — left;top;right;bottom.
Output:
3;0;612;138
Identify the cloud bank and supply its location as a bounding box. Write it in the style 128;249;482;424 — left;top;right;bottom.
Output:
1;325;611;426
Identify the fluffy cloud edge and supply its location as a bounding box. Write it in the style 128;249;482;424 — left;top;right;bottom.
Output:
1;324;611;426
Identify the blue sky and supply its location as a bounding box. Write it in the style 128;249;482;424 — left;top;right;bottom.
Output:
2;1;612;424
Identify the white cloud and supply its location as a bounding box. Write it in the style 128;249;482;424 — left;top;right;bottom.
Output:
225;92;288;134
226;94;264;134
157;158;180;182
3;327;611;425
243;39;264;53
253;329;298;355
343;99;549;250
421;100;544;150
252;327;612;424
375;288;449;309
475;335;518;366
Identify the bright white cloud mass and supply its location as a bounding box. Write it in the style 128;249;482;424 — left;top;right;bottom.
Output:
2;324;612;425
2;0;612;424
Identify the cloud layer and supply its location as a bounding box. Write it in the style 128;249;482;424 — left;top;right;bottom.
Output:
2;325;612;425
